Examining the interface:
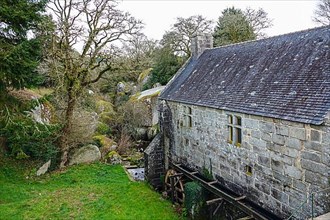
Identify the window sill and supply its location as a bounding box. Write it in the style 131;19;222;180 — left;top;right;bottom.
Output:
245;172;252;176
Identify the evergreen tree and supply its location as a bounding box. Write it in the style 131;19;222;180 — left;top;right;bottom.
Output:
213;7;256;47
144;45;183;90
0;0;48;91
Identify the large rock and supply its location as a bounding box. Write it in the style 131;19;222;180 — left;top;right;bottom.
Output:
130;86;165;127
36;160;51;176
69;144;101;165
137;68;152;88
27;102;52;124
106;151;122;165
117;82;125;93
92;135;117;159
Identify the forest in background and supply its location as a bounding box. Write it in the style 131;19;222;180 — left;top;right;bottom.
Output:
0;0;328;169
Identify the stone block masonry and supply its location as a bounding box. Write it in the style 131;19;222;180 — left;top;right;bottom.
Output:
144;134;164;190
165;101;330;219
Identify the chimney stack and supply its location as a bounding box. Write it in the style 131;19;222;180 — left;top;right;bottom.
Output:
191;33;213;59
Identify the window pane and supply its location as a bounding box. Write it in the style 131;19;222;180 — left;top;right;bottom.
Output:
245;165;252;176
236;127;242;144
228;115;233;124
188;107;192;115
228;126;233;142
188;116;192;127
236;116;242;126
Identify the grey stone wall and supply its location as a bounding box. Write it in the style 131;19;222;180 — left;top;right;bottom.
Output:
144;134;164;190
166;101;330;218
191;34;213;58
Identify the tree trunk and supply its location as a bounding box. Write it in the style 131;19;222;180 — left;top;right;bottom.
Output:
59;89;76;168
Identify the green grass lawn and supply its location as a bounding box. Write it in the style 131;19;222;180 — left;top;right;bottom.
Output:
0;158;182;220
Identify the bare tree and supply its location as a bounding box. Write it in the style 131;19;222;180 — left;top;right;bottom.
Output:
244;7;273;38
121;34;158;71
313;0;330;25
47;0;142;167
162;15;214;56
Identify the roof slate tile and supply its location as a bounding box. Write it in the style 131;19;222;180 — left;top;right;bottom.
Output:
160;26;330;125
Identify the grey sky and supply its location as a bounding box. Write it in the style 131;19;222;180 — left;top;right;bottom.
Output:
119;0;320;40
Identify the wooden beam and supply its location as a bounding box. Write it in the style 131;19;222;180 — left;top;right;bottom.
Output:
169;173;183;178
170;162;276;220
170;176;174;203
208;180;217;185
213;200;224;216
237;216;254;220
206;197;223;205
235;195;246;201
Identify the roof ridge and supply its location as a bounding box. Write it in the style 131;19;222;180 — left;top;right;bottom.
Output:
209;25;330;51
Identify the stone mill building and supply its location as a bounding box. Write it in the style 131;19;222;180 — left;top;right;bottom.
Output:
145;26;330;219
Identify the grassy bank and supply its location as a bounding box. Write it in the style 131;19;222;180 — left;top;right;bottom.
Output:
0;157;181;220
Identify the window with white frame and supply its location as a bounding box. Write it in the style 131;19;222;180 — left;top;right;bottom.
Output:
227;114;242;147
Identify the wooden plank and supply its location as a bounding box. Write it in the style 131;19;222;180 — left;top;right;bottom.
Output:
169;173;183;178
124;165;138;169
170;176;174;203
208;180;217;185
213;200;224;216
235;195;246;201
237;216;254;220
170;162;274;220
206;197;223;205
174;186;183;192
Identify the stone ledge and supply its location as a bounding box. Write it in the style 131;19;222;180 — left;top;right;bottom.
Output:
309;212;330;220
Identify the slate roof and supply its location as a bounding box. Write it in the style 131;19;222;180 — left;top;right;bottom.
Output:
159;26;330;125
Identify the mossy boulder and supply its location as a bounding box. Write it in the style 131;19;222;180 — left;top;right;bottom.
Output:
116;81;136;94
147;125;159;140
128;86;165;127
69;144;101;166
95;99;116;124
95;100;114;114
137;68;153;85
126;150;144;167
93;135;117;159
106;150;122;165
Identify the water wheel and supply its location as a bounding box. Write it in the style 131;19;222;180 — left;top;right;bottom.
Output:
165;169;185;203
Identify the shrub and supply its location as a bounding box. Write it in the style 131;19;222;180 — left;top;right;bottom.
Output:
0;111;60;162
184;181;206;219
117;133;132;155
96;122;111;135
115;101;150;140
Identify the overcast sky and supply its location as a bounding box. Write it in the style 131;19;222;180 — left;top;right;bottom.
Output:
118;0;320;40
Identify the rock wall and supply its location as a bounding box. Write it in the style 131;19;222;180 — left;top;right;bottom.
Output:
165;100;330;218
144;134;164;190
